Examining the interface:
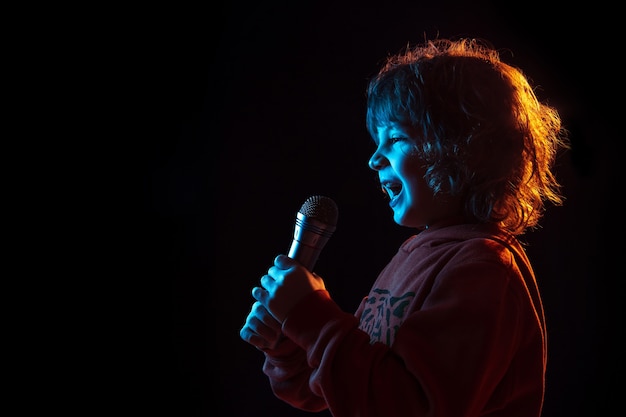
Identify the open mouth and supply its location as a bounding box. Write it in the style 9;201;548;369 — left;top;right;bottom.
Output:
381;180;402;201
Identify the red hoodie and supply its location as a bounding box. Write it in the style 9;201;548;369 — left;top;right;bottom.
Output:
261;222;547;417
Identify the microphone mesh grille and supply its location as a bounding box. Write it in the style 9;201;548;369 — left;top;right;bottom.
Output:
299;195;339;226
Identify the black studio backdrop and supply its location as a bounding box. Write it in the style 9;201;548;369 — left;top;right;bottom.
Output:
144;3;623;416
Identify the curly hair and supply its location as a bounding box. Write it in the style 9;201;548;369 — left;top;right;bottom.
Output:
366;38;569;235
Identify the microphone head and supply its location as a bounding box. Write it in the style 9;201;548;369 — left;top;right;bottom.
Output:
299;195;338;227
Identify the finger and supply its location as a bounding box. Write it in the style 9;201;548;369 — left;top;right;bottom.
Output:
251;286;266;302
249;302;281;338
251;287;283;323
240;323;269;349
260;274;275;291
251;301;282;331
275;254;298;269
240;303;281;349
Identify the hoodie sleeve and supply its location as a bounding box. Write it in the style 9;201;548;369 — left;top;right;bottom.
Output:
262;258;540;417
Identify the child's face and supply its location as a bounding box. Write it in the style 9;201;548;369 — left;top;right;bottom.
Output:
368;123;463;229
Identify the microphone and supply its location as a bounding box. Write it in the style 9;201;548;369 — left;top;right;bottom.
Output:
288;195;338;271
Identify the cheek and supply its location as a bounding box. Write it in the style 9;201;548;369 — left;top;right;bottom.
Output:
401;159;432;199
398;154;426;185
398;141;416;155
406;176;432;201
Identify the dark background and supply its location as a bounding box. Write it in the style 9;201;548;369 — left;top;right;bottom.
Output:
143;2;622;416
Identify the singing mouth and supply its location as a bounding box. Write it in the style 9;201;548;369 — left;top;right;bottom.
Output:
381;180;402;200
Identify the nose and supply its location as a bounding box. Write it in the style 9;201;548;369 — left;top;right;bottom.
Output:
368;149;386;171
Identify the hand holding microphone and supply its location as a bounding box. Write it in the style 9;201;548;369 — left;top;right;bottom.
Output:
256;196;338;322
241;196;338;346
256;255;324;323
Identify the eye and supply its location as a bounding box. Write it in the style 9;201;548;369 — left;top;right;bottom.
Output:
389;136;408;145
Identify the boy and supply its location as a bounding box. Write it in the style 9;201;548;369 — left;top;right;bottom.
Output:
240;37;569;417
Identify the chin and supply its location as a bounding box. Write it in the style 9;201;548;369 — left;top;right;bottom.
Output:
393;212;412;227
